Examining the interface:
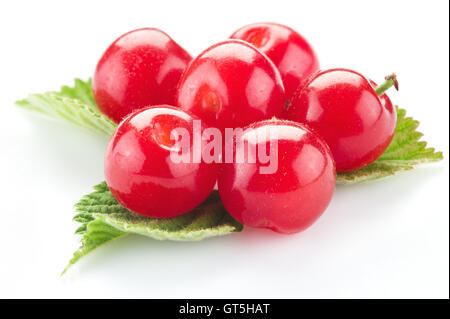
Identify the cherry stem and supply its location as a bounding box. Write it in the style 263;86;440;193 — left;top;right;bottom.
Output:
375;73;399;96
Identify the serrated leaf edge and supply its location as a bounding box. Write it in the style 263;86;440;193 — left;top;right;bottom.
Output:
61;228;128;276
15;79;116;136
336;106;443;184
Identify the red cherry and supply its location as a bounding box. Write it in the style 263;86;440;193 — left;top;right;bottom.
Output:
230;22;319;99
176;40;285;133
218;119;336;234
93;28;192;123
105;105;217;218
285;69;397;172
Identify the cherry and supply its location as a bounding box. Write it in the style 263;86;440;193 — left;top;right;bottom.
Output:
230;22;319;99
93;28;192;123
104;105;217;218
176;40;285;134
218;119;336;234
285;69;397;172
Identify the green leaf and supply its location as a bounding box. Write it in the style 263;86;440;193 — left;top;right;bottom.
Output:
62;219;127;275
63;182;243;274
16;78;116;136
58;78;98;109
337;106;443;184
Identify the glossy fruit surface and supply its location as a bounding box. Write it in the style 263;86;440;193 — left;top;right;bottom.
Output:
105;105;217;218
218;119;336;234
230;22;319;99
176;40;285;133
285;69;397;172
93;28;192;123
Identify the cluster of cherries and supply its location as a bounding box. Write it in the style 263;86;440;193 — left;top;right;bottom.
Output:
96;23;398;234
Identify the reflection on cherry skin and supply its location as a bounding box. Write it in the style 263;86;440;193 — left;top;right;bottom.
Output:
218;119;336;234
285;69;396;172
177;40;285;134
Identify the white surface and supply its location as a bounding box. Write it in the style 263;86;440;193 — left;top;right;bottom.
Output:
0;0;448;299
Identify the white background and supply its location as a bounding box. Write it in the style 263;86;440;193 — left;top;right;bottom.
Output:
0;0;448;299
